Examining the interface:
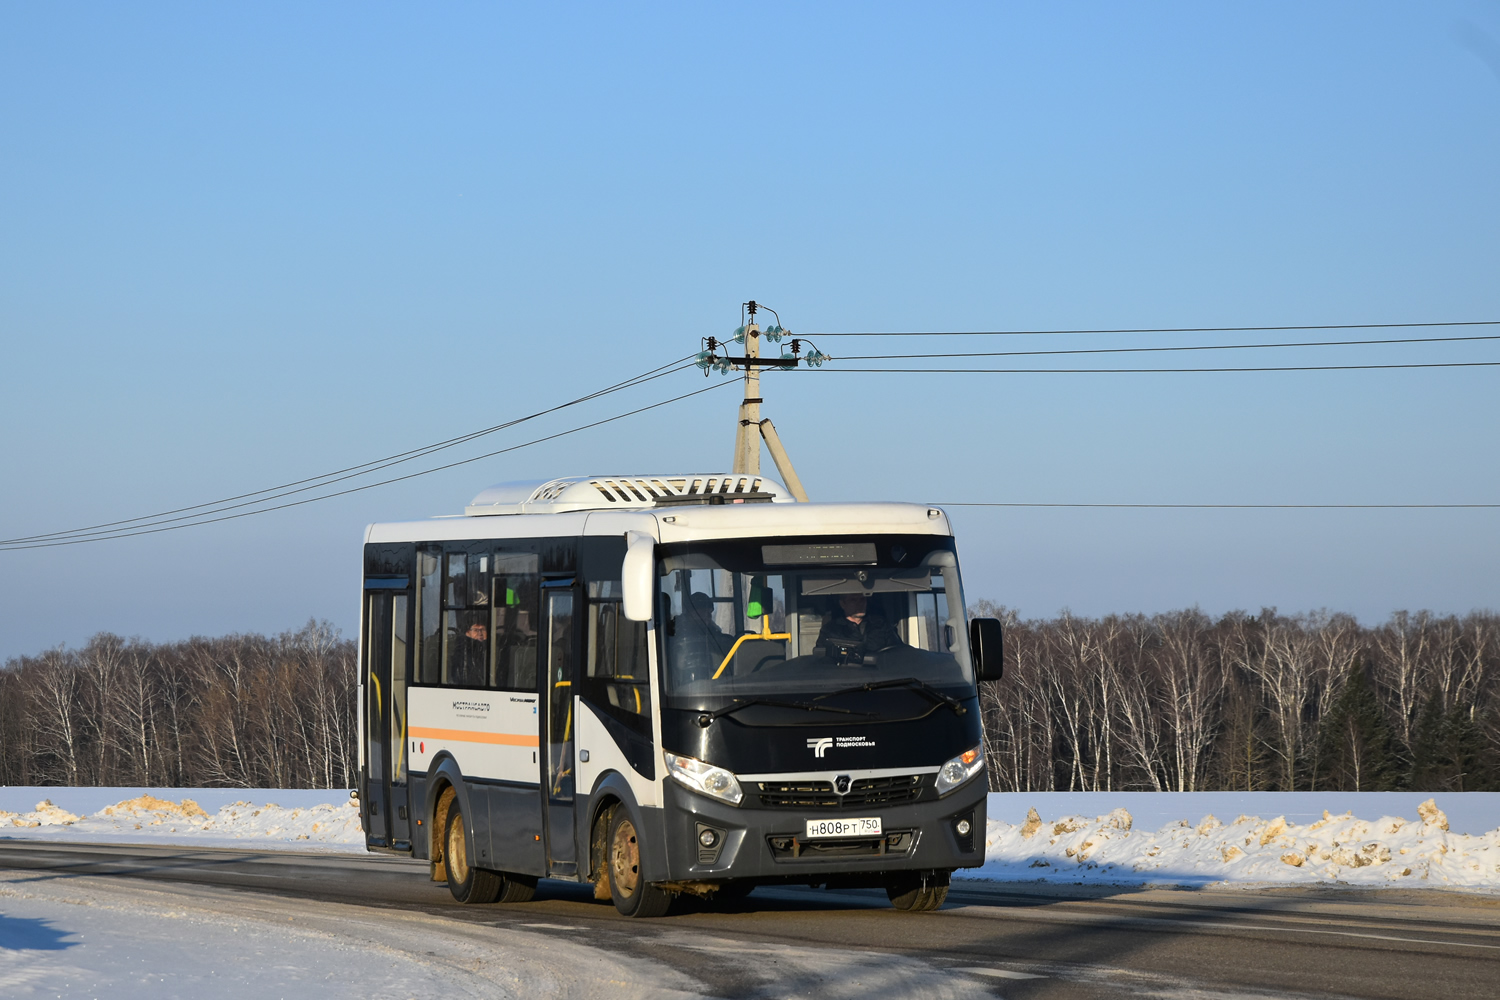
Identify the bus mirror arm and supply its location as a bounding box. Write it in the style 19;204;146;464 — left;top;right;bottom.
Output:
969;617;1004;682
622;531;656;622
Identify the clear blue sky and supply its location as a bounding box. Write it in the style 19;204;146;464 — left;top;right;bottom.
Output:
3;3;1498;659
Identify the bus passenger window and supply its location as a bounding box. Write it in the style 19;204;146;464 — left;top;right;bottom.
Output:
584;581;651;736
444;552;467;607
492;552;540;690
417;549;442;684
444;609;490;687
440;549;494;688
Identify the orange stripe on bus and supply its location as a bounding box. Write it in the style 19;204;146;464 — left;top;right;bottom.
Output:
409;726;539;747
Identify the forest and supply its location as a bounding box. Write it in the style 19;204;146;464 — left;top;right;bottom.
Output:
0;622;356;789
1;609;1496;792
975;604;1500;793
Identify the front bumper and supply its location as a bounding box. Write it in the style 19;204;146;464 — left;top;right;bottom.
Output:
658;774;988;882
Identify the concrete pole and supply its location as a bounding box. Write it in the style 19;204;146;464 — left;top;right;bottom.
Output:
732;322;762;474
759;418;809;502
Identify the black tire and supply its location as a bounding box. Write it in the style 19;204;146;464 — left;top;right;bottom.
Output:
444;802;503;904
608;807;673;918
886;869;950;912
496;871;538;904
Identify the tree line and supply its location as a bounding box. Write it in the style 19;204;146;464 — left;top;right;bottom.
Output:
2;609;1496;793
974;605;1500;793
0;621;356;789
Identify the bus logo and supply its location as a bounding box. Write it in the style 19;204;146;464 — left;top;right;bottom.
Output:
806;737;834;757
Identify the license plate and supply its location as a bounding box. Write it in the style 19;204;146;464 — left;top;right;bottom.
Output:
804;816;883;839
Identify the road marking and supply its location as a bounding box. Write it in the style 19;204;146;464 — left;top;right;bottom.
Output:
958;967;1047;980
520;922;581;930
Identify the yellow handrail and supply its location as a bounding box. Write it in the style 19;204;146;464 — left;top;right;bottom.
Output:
713;617;791;679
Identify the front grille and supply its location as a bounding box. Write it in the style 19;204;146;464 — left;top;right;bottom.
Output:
756;774;925;809
757;780;838;809
847;774;924;806
767;829;917;861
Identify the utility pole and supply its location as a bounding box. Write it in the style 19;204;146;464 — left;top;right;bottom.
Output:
732;303;764;477
700;301;826;503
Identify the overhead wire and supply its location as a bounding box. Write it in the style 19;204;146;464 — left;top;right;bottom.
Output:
835;333;1500;361
11;316;1498;551
0;379;741;551
1;355;699;547
806;361;1500;373
805;319;1500;338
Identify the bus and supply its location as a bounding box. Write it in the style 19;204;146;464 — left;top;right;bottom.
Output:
357;473;1003;917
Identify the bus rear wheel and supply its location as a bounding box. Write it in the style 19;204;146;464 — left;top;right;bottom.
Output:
886;869;950;912
443;801;504;904
608;808;673;918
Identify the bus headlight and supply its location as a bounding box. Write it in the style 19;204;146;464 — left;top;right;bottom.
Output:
935;745;984;796
663;752;744;806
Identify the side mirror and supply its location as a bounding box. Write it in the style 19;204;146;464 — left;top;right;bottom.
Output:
969;617;1004;682
622;531;656;622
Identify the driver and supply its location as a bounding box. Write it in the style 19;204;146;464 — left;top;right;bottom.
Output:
669;591;733;682
817;593;903;665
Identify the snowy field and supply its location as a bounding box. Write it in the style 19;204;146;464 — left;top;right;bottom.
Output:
970;790;1500;891
0;787;365;853
3;786;1499;891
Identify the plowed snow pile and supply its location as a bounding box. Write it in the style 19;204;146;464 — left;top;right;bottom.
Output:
961;797;1500;890
0;793;365;852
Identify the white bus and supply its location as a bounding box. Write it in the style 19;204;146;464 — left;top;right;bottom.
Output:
357;474;1003;917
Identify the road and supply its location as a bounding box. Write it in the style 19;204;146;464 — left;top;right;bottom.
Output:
1;840;1497;998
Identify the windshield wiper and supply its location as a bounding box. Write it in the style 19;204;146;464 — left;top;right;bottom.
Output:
813;677;968;715
695;698;874;727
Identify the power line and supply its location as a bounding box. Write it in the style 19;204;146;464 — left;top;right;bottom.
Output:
807;361;1500;373
837;334;1500;361
931;502;1499;509
0;380;740;552
1;356;698;547
806;319;1500;338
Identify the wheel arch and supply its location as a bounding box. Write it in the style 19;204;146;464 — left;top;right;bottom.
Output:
584;770;637;883
588;770;668;883
423;752;474;866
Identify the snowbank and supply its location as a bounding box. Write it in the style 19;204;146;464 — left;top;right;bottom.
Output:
0;789;365;853
983;790;1500;838
961;796;1500;890
4;786;1499;892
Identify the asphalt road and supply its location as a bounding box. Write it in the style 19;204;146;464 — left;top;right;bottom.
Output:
2;840;1497;999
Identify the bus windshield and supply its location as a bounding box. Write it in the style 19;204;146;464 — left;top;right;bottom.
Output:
657;535;973;704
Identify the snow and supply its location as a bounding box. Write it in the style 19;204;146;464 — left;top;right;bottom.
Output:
0;787;364;853
983;790;1500;838
0;868;709;999
963;791;1500;890
3;786;1499;892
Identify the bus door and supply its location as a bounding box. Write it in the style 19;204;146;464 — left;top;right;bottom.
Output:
539;580;578;875
363;586;412;849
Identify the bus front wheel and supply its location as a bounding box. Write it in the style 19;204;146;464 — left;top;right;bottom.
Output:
886;869;950;912
608;808;673;918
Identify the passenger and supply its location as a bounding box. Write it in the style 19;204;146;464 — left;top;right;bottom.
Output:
817;593;902;665
449;618;490;687
669;592;733;684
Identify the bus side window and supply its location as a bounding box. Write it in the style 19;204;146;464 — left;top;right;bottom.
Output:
442;550;492;687
416;548;442;685
492;552;540;690
584;581;651;736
